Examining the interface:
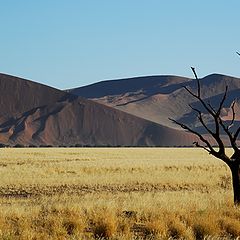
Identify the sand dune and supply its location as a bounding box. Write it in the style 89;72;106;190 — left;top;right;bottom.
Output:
0;73;197;146
0;73;238;146
68;74;240;131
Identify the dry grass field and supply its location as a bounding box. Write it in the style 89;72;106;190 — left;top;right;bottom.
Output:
0;147;239;239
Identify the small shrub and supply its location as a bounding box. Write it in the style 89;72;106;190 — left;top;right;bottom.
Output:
62;216;85;236
144;219;167;237
192;220;221;239
167;219;194;240
91;213;117;239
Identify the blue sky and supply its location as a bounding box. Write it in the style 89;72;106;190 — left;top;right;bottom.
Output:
0;1;240;89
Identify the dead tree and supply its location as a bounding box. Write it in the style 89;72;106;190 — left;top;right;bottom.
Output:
170;67;240;205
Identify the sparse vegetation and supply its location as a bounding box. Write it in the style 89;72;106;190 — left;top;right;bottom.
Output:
0;148;239;239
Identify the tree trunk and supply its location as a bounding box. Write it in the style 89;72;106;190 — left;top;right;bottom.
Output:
230;162;240;205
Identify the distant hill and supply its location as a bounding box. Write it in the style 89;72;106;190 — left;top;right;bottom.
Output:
67;74;240;133
67;75;190;98
0;73;197;146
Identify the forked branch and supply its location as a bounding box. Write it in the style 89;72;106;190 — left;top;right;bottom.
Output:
169;67;240;162
169;117;214;154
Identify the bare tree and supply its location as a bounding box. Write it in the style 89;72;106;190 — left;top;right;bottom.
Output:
170;67;240;205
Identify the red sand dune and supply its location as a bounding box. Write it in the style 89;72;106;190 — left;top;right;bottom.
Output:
0;73;197;146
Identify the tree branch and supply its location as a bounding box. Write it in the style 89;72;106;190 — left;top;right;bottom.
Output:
191;67;200;97
234;127;240;142
189;104;214;136
169;117;230;163
228;101;236;130
193;141;211;153
169;67;239;162
169;118;216;154
218;116;239;154
189;68;227;154
216;86;228;116
207;102;217;114
214;97;240;155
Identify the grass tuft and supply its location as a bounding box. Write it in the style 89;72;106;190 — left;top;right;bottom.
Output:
219;217;240;238
91;210;117;239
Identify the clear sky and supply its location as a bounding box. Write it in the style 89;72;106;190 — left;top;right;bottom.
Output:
0;1;240;89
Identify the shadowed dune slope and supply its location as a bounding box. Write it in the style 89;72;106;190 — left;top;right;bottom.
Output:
67;75;190;98
68;74;240;130
0;73;68;121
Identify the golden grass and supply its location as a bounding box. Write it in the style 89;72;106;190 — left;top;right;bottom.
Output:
0;147;238;239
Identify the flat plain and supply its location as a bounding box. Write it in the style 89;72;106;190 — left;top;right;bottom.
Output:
0;147;239;240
